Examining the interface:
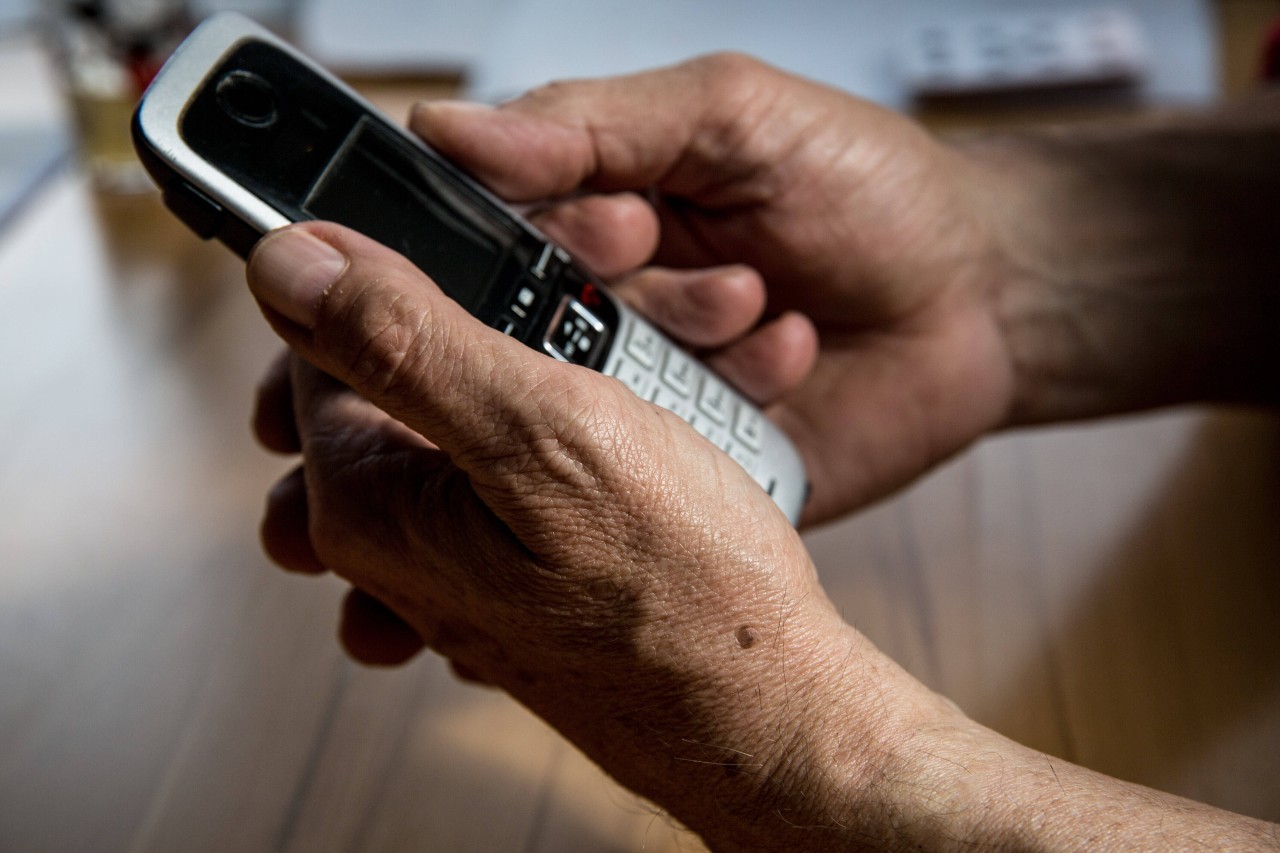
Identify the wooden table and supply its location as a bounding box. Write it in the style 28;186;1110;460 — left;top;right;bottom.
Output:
2;5;1278;850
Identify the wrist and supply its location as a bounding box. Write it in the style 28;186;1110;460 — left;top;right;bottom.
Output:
957;107;1280;426
605;608;986;852
682;620;1016;852
512;576;954;851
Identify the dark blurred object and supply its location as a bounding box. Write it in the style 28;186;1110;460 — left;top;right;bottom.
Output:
44;0;190;192
1261;14;1280;79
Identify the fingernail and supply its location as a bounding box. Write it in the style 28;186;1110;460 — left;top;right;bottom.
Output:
412;99;495;119
250;229;348;329
409;100;494;133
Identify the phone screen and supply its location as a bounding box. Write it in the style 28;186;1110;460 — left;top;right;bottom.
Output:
180;42;525;315
302;118;507;313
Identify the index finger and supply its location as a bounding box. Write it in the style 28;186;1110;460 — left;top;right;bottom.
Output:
408;53;789;202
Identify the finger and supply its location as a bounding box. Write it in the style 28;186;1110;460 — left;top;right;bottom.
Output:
288;352;442;454
253;349;301;453
338;587;426;667
246;221;630;499
527;192;659;278
609;265;766;349
705;311;819;405
285;353;524;604
281;352;583;680
449;660;496;686
408;54;791;202
261;465;328;574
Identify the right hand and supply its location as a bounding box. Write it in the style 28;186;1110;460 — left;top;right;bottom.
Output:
411;55;1025;524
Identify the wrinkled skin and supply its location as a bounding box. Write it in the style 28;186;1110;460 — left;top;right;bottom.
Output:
245;55;1280;851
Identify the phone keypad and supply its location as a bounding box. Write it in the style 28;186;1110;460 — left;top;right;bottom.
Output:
612;358;656;400
605;313;764;478
650;385;695;424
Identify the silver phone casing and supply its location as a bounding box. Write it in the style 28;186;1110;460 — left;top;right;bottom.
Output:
135;13;809;524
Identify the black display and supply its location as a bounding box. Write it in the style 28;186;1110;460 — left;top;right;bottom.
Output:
304;118;506;313
174;38;618;352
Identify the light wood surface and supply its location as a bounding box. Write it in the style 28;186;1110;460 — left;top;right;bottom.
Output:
2;5;1279;851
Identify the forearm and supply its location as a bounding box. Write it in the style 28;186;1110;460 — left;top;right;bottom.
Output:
577;613;1280;851
962;93;1280;425
668;638;1280;851
506;606;934;851
855;718;1280;852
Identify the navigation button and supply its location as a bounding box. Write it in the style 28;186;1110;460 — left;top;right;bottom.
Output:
544;297;606;366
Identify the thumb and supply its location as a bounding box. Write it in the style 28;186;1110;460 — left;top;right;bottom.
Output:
245;220;614;479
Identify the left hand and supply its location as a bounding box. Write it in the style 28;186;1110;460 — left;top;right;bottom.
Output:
239;209;1280;853
241;221;961;847
252;240;812;668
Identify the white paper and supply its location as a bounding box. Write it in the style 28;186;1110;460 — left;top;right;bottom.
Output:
467;0;1217;107
295;0;1218;109
297;0;516;73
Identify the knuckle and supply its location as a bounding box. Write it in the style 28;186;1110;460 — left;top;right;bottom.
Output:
470;378;665;513
679;54;786;196
330;283;449;413
304;438;437;573
519;77;589;111
688;52;775;112
470;378;625;488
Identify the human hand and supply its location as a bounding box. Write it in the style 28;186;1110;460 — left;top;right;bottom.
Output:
246;221;1280;851
244;220;995;846
409;55;1023;525
244;213;1280;853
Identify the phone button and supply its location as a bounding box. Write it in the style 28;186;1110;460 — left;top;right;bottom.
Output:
726;443;759;476
509;282;540;320
624;321;662;368
732;406;764;452
660;348;695;398
651;385;694;422
530;243;557;280
696;377;732;425
163;182;224;239
544;296;606;365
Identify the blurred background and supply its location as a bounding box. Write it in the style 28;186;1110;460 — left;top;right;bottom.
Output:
2;1;1278;851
